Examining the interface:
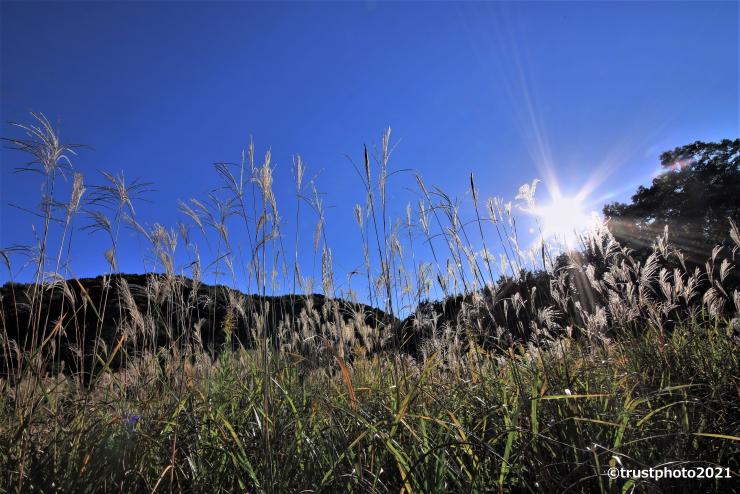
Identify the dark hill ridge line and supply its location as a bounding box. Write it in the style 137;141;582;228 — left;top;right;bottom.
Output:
0;269;561;372
5;252;734;375
0;273;399;374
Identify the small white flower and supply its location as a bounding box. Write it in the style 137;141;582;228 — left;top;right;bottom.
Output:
565;388;572;395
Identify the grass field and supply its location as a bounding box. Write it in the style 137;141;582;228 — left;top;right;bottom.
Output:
1;115;738;492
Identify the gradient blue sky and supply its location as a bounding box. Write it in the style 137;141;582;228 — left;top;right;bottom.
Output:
1;1;738;294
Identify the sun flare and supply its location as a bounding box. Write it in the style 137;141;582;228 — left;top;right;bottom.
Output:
534;195;596;246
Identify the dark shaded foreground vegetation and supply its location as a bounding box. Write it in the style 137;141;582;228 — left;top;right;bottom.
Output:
2;319;738;492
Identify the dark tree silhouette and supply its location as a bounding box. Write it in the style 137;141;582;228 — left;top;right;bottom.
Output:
603;138;740;262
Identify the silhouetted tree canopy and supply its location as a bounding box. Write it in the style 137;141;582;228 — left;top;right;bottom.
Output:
603;138;740;262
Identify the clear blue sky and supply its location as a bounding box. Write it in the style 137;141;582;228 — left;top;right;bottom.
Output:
1;1;738;295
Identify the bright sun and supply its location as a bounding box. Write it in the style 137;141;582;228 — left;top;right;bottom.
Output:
534;195;595;246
